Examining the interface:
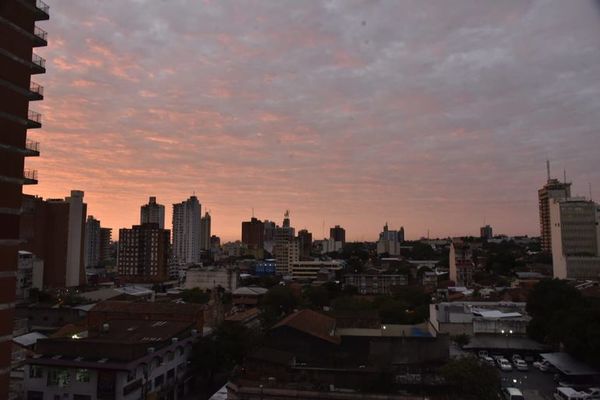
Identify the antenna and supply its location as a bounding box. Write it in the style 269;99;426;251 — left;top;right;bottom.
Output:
546;160;551;181
590;183;593;201
563;169;567;184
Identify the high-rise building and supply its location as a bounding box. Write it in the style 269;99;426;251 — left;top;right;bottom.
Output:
19;191;87;288
449;239;474;287
172;195;201;264
550;198;600;280
117;223;170;282
242;217;265;249
297;229;313;258
84;215;101;268
329;225;346;244
480;225;493;240
398;226;405;242
376;223;401;256
200;211;211;251
0;0;48;393
99;227;112;264
263;220;276;254
538;162;571;254
140;196;165;229
273;211;298;275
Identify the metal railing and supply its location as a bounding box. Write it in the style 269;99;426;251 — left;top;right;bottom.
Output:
23;169;38;181
26;140;40;152
34;26;47;41
30;81;44;96
35;0;50;14
32;53;46;69
28;110;42;124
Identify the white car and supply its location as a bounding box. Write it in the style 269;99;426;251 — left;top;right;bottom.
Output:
533;360;552;372
498;358;513;371
514;359;528;371
511;354;523;363
502;387;525;400
554;387;587;400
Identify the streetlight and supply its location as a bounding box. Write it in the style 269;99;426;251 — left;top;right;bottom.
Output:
500;329;513;353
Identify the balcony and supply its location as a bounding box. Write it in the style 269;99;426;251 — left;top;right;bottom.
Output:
31;53;46;74
23;169;38;185
34;0;50;20
33;25;48;46
27;110;42;128
25;140;40;156
28;81;44;100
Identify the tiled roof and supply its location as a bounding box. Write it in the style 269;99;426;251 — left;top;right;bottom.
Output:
273;309;340;344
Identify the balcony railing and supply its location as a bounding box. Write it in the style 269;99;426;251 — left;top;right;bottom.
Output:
30;81;44;96
35;0;50;14
28;110;42;123
23;169;38;182
26;140;40;153
34;26;48;41
32;53;46;69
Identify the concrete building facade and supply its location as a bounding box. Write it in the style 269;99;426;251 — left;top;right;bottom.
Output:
172;196;201;265
550;198;600;280
84;215;101;269
539;176;571;254
0;1;48;392
200;212;211;251
19;191;87;289
117;223;170;283
140;196;165;229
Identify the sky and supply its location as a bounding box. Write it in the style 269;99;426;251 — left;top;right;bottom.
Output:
26;0;600;242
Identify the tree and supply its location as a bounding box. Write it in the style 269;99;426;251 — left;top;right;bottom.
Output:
180;288;210;304
260;285;297;327
302;286;330;309
440;357;500;400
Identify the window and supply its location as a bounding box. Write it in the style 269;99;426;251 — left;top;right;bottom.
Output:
29;365;43;379
75;369;90;383
154;374;164;388
167;368;175;380
47;368;70;387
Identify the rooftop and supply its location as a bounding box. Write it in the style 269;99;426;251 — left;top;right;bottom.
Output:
13;332;46;348
90;300;204;316
273;309;340;345
541;352;600;376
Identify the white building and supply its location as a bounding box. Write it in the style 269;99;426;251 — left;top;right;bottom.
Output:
272;211;298;275
184;266;239;292
16;251;43;301
550;197;600;280
172;196;202;265
429;301;530;336
317;238;343;254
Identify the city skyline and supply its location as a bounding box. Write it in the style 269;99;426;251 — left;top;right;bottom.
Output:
25;0;600;241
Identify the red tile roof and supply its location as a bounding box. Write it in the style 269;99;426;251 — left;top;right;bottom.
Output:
273;309;340;344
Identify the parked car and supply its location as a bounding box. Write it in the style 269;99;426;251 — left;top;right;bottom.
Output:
554;387;587;400
533;360;553;372
512;354;523;363
498;358;513;372
502;387;525;400
481;356;495;367
514;359;528;371
478;350;489;358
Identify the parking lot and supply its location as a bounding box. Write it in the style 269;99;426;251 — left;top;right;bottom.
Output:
499;367;557;400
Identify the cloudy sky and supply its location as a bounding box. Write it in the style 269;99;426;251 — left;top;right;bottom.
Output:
27;0;600;241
